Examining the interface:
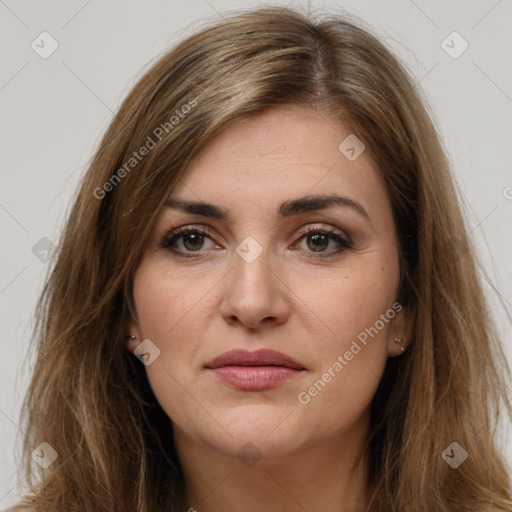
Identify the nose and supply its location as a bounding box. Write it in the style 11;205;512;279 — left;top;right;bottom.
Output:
219;246;290;331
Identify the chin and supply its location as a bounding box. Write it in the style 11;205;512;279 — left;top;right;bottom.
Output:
180;404;307;462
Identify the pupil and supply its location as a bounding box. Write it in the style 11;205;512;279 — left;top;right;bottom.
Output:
308;233;328;251
183;234;204;251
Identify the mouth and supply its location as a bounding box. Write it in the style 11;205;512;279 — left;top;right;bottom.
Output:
204;348;306;391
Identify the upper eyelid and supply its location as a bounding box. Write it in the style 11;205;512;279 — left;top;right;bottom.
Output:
162;222;347;239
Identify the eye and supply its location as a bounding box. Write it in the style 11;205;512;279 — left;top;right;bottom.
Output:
159;224;353;258
159;225;220;257
294;225;352;255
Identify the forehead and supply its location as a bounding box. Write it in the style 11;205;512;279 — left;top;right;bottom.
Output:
169;106;388;219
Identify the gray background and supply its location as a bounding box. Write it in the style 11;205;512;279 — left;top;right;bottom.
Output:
1;0;511;507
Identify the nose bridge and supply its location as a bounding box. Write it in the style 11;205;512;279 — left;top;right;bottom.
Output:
232;238;274;303
220;235;288;328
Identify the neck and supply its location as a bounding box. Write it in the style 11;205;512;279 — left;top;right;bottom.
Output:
174;418;369;512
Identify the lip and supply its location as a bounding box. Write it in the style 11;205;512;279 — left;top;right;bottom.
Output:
204;349;306;391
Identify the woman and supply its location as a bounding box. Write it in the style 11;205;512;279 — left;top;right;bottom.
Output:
10;6;512;512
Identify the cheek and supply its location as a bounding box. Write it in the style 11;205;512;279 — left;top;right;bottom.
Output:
133;261;212;342
291;261;398;410
132;264;215;426
132;261;224;398
296;261;398;351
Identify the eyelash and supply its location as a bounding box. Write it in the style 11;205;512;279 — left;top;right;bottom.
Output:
158;224;353;259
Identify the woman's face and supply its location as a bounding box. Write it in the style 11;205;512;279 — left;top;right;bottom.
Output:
129;106;409;461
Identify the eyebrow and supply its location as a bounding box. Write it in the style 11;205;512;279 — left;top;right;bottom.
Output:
164;193;370;221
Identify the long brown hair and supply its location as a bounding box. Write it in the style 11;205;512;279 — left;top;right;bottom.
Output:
12;6;512;512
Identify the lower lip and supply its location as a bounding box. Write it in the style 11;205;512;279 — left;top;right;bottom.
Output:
208;366;303;390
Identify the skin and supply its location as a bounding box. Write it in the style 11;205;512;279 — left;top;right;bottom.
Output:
127;106;410;512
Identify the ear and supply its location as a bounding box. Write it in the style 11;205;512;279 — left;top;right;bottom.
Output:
125;319;142;354
386;303;413;357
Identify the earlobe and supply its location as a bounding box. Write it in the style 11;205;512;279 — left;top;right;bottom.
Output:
125;317;142;353
387;305;412;356
125;334;141;353
388;336;408;358
393;337;405;353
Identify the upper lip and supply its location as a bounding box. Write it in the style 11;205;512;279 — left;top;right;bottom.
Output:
205;349;305;370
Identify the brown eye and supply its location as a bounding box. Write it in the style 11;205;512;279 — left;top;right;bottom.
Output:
181;233;206;251
159;226;219;256
296;228;352;255
306;233;330;252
